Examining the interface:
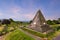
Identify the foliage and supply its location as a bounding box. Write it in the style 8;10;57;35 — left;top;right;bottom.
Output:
47;18;60;25
9;18;14;22
53;20;60;24
53;26;60;31
47;20;55;25
1;19;11;25
29;20;33;24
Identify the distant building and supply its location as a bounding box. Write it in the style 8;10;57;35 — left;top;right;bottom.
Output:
28;10;54;34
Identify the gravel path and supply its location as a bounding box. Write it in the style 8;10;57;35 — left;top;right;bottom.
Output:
53;35;60;40
0;36;4;40
20;29;41;40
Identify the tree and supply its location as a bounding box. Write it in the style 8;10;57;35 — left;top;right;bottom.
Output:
29;20;32;24
9;18;14;22
0;20;1;22
47;20;55;25
1;19;11;34
1;19;11;25
58;18;60;20
53;20;59;24
0;20;1;26
58;18;60;24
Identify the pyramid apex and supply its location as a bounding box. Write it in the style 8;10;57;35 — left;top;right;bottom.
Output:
38;9;41;11
37;9;41;12
37;9;42;13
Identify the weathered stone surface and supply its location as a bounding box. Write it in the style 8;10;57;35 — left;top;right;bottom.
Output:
28;10;53;33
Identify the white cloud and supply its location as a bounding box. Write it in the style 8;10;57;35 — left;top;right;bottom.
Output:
7;6;35;21
0;12;3;16
23;13;35;20
10;13;35;21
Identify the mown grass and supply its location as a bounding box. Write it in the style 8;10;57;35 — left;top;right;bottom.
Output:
5;29;35;40
50;24;60;27
47;24;60;40
21;27;60;40
21;27;46;38
47;30;60;40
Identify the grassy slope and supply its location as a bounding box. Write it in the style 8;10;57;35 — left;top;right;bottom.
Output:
5;29;35;40
47;24;60;40
21;24;60;40
50;24;60;27
4;23;60;40
21;27;46;38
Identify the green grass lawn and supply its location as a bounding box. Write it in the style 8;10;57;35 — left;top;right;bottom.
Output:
21;27;46;38
5;29;35;40
21;24;60;40
4;23;60;40
50;24;60;27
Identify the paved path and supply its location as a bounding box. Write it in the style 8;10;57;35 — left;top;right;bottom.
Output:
0;32;12;40
20;29;41;40
53;35;60;40
0;35;4;40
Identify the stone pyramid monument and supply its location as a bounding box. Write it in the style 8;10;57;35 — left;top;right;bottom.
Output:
28;10;53;33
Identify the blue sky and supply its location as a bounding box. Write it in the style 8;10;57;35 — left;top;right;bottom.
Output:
0;0;60;21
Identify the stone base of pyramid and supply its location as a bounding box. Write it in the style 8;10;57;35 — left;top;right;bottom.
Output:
28;24;54;34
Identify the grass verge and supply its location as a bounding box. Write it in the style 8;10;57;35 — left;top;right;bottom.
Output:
21;27;46;38
5;29;35;40
21;27;57;40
